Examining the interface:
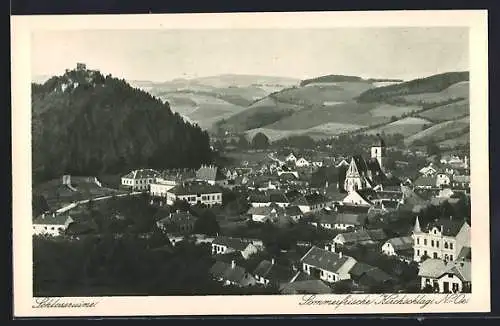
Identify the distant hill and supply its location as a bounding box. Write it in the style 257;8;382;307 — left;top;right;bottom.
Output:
32;66;212;183
356;71;469;103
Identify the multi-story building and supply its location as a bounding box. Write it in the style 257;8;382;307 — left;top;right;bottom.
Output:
411;217;470;263
121;169;160;191
166;182;223;207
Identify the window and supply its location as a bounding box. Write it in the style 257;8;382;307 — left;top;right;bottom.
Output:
416;237;419;245
450;255;453;261
202;196;207;200
431;240;434;247
433;252;438;259
449;243;453;250
424;250;428;256
416;249;420;256
44;226;48;230
444;242;449;249
51;227;55;230
434;229;437;235
452;283;459;292
436;241;440;248
321;270;324;277
424;239;427;246
445;254;449;260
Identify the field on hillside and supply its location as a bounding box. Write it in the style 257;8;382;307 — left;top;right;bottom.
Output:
245;121;363;142
438;132;470;148
370;103;422;117
265;102;387;130
273;82;374;106
417;99;469;122
405;116;470;144
364;117;431;137
396;81;469;105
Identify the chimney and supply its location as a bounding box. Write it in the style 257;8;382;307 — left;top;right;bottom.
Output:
231;260;236;269
271;258;275;265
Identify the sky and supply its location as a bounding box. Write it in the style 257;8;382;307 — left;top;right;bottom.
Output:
31;28;469;82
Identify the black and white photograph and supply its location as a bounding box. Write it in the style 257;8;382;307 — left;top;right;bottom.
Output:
12;10;490;316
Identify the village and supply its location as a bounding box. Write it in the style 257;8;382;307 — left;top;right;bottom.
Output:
32;134;471;295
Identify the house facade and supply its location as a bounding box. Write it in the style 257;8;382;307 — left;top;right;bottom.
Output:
411;217;471;263
33;213;74;237
211;236;259;259
418;258;471;293
210;260;257;287
166;182;223;207
121;169;161;191
300;246;357;283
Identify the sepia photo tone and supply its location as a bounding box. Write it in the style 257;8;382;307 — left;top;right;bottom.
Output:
12;11;489;316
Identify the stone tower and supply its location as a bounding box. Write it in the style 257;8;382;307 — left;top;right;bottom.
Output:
371;134;386;172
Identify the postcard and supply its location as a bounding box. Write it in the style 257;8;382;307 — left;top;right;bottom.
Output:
11;10;489;317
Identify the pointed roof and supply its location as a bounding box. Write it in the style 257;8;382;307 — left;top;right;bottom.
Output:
413;216;422;233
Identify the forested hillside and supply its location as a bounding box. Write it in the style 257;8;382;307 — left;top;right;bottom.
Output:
32;67;213;183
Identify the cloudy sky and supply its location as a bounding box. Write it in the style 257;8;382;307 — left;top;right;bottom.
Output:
31;28;469;82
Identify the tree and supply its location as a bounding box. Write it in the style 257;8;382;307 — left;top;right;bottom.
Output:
252;132;270;150
193;210;220;236
237;135;250;149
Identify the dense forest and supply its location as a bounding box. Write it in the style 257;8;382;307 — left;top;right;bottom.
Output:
356;71;469;103
31;67;213;183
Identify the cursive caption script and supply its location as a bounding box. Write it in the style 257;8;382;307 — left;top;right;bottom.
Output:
33;297;100;309
299;293;469;309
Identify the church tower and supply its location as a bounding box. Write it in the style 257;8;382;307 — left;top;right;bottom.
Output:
371;134;386;172
343;157;365;193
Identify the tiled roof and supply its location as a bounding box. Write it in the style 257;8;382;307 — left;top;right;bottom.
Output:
285;205;303;216
33;214;73;226
305;193;329;205
157;211;197;225
386;236;413;251
209;261;249;284
301;246;357;274
336;204;370;214
169;182;223;196
122;169;160;179
280;279;333;294
418;259;447;278
212;236;251;251
425;218;467;237
457;246;471;261
413;176;436;187
253;260;294;282
439;260;471;282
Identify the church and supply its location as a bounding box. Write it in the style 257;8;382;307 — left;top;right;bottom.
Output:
339;135;400;193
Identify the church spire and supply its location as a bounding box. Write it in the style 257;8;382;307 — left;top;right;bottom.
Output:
413;216;422;233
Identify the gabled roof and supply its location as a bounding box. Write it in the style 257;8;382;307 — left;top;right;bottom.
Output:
33;214;73;226
413;175;436;187
196;165;225;182
457;246;471;261
439;260;471;282
425;218;468;237
336;204;371;214
304;193;329;205
280;279;333;294
212;236;252;251
122;169;160;179
210;261;249;284
253;260;294;282
300;246;357;274
157;211;197;225
285;205;303;216
169;182;223;196
418;259;447;278
385;236;413;251
247;206;277;216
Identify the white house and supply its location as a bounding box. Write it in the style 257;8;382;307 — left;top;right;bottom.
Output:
286;153;297;163
166;182;223;207
33;213;74;237
121;169;160;191
418;259;471;293
211;236;259;259
295;157;310;168
419;164;437;176
150;179;178;199
436;173;452;188
381;236;414;261
300;246;357;283
411;217;471;263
